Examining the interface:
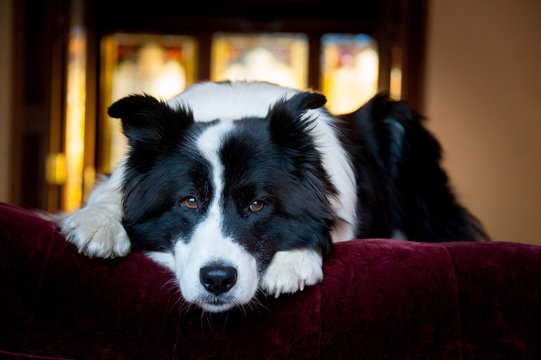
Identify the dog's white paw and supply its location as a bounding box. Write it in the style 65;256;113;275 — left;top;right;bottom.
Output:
59;206;131;258
260;248;323;298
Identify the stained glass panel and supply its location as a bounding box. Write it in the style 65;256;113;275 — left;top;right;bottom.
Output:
211;33;308;89
321;34;379;114
101;34;196;171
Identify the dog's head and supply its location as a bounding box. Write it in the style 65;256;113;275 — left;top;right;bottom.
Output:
108;91;335;312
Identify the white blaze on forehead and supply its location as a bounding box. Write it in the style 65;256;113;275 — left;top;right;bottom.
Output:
173;119;259;310
196;119;234;208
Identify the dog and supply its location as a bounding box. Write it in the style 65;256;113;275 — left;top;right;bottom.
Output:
58;81;486;313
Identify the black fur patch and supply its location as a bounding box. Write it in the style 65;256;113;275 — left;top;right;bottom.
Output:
339;94;487;242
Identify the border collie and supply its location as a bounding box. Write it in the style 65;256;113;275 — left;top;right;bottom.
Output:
58;81;486;312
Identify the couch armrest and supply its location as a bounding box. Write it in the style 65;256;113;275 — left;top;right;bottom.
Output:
1;203;540;359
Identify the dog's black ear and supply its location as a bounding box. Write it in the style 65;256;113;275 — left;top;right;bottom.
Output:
108;94;193;148
281;91;327;114
268;91;326;150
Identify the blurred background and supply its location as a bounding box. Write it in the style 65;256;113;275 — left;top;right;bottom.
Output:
0;0;539;245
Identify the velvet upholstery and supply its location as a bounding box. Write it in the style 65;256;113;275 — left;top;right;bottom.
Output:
1;202;540;359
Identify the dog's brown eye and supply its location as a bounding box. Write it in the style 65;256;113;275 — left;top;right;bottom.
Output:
249;200;265;213
182;196;198;209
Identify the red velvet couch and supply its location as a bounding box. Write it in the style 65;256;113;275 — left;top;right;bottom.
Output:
1;202;540;359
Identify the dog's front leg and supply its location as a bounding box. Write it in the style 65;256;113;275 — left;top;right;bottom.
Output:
58;164;130;258
259;248;323;298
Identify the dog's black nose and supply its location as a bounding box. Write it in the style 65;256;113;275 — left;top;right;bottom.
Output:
200;264;237;295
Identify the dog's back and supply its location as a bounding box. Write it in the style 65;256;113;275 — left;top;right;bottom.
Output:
340;94;487;242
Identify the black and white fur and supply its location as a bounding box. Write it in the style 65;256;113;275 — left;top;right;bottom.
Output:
59;81;486;312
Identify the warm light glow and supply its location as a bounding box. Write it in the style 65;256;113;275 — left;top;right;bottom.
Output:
390;65;402;101
63;26;86;211
211;33;308;89
390;45;402;101
111;42;186;101
102;34;196;172
321;34;379;114
46;153;66;185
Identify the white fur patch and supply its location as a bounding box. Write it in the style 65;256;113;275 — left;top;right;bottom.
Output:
59;161;130;258
60;204;131;258
168;81;299;122
146;251;175;270
260;248;323;298
174;228;258;312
